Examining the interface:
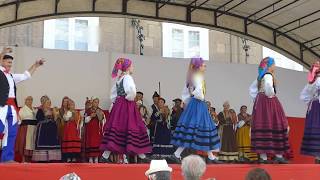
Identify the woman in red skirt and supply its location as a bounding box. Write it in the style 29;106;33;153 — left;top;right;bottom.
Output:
249;57;290;164
84;98;105;163
61;99;81;163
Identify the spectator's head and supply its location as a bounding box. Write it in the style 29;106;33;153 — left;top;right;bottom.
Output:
61;96;69;110
59;172;81;180
240;105;248;114
210;107;216;113
223;101;230;111
24;96;33;107
246;168;271;180
145;160;172;180
153;92;160;105
181;155;206;180
173;98;182;108
92;98;99;108
136;91;144;101
2;55;13;71
158;98;166;109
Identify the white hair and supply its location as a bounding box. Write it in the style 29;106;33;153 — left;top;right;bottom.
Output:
181;155;206;180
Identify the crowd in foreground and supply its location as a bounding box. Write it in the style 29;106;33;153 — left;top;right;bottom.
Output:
59;155;272;180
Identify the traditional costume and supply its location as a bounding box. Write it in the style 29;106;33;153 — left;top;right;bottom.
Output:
61;103;82;162
84;100;105;163
56;97;69;143
150;92;160;142
249;57;290;164
32;107;61;162
100;58;151;162
152;98;175;159
300;61;320;163
0;56;31;162
170;57;221;163
236;111;258;162
217;110;239;161
15;102;37;162
170;98;183;131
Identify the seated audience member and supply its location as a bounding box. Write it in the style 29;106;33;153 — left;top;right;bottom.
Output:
245;168;271;180
145;159;172;180
59;172;81;180
181;155;207;180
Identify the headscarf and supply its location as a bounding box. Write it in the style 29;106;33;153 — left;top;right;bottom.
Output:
186;57;204;86
257;57;275;81
308;61;320;84
111;58;132;78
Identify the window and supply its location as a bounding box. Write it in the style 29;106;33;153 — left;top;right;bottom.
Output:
44;17;99;52
162;23;209;60
172;29;184;58
263;47;304;71
54;19;69;50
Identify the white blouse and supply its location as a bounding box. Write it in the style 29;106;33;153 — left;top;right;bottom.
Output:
249;74;276;99
19;105;36;120
181;73;205;102
300;77;320;104
0;66;31;98
110;74;137;102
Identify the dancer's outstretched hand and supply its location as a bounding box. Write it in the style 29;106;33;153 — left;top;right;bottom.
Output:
35;58;45;67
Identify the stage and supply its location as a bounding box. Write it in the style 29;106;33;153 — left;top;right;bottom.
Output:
0;163;319;180
0;117;318;180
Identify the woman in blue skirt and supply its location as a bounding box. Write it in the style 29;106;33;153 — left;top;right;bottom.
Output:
170;57;221;163
300;61;320;164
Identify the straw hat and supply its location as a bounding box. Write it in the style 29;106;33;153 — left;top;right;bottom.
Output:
145;160;172;176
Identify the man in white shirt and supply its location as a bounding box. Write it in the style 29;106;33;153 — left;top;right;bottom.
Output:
0;47;44;162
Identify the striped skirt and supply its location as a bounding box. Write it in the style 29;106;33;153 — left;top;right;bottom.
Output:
236;125;258;161
251;93;290;155
171;97;220;152
100;96;152;155
301;99;320;157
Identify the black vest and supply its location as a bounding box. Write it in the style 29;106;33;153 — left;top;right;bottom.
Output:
0;71;17;107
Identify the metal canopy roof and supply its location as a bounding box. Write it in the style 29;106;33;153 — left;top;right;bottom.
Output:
0;0;319;67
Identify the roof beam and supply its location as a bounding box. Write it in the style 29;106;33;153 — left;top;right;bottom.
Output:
216;0;247;18
277;17;320;36
247;0;300;25
191;0;211;12
158;0;171;9
55;0;60;14
15;0;20;20
309;43;320;49
92;0;97;11
304;37;320;44
247;0;283;19
276;9;320;30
